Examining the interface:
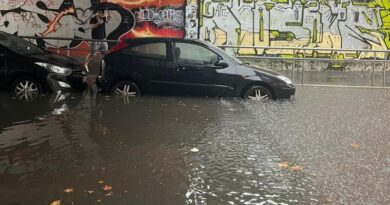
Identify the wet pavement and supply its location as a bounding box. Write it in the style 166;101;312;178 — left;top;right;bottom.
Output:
0;87;389;205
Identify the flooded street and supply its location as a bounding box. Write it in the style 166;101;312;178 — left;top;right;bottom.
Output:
0;87;389;205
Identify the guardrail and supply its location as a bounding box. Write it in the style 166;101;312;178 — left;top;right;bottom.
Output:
18;36;390;87
219;45;390;87
19;35;120;56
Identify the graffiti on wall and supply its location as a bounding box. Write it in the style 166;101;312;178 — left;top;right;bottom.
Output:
198;0;390;60
113;0;186;40
0;0;186;55
186;0;198;39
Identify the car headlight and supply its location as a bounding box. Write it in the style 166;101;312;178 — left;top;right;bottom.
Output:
277;75;293;84
35;62;71;75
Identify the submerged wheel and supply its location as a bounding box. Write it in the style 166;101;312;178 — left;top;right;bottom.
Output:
111;81;140;97
12;77;42;102
243;85;272;101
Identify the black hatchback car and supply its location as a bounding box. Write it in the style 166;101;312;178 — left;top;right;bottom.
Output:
98;38;295;100
0;31;87;101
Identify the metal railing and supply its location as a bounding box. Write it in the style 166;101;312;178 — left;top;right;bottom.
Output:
219;45;390;87
19;36;120;56
18;36;390;87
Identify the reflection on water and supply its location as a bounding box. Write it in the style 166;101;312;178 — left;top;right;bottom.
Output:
0;87;390;205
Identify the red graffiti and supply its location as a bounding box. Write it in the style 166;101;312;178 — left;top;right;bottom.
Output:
40;6;75;36
106;0;185;8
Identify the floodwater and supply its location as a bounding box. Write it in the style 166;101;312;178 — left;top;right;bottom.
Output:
0;87;389;205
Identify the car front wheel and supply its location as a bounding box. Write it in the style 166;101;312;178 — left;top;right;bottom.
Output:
12;77;42;102
111;81;140;97
243;85;272;101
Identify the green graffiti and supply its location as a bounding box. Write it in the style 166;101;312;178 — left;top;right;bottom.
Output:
270;30;296;40
259;10;264;41
362;11;373;25
312;19;317;43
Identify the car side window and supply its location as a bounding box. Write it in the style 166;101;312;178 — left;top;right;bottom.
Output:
122;43;167;60
174;43;219;65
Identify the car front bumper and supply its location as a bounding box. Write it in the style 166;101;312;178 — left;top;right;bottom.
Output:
47;73;88;92
273;84;295;99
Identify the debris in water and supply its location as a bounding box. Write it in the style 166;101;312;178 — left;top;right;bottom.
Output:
290;165;304;171
64;188;74;193
103;185;112;191
351;143;361;149
191;147;199;153
50;200;61;205
278;162;289;169
178;101;186;106
98;180;104;184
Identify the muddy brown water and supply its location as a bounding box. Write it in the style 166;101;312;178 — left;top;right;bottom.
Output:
0;87;389;205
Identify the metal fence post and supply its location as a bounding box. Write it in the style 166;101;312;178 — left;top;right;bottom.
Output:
372;52;376;86
302;51;305;84
67;40;70;57
57;40;60;54
292;49;295;83
384;53;387;87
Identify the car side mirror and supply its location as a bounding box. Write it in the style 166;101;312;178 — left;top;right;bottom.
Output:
215;60;229;69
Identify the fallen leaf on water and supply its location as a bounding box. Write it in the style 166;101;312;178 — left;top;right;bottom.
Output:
103;185;112;191
98;180;104;184
278;162;289;169
64;188;74;193
351;143;361;149
87;190;95;194
50;200;61;205
290;165;304;171
97;199;102;203
105;192;113;196
319;195;333;204
190;147;199;153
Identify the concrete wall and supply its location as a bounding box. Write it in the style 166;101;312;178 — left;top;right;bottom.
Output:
1;0;390;61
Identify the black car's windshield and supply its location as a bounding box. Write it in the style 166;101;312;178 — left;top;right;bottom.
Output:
0;33;45;55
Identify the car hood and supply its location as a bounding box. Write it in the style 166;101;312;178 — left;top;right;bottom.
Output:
237;63;282;77
29;52;86;72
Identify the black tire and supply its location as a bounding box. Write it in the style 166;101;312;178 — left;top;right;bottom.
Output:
110;81;140;97
11;77;42;102
243;85;273;101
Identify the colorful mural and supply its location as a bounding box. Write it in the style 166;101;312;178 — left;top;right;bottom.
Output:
0;0;185;56
198;0;390;60
1;0;390;60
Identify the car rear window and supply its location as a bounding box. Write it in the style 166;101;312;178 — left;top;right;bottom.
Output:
122;43;166;60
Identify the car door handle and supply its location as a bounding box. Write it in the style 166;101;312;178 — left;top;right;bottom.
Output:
175;66;187;71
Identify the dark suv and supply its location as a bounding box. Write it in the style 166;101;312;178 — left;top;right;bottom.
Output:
98;38;295;100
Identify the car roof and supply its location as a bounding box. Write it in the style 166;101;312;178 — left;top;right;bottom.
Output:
124;37;204;44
